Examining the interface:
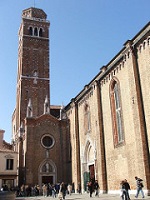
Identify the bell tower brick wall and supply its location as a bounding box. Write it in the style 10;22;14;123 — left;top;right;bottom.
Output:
15;7;50;134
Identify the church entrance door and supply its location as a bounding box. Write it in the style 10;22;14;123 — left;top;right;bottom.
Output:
89;164;95;182
42;176;53;184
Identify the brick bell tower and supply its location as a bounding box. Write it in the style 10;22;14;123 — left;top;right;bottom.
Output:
14;7;50;133
12;7;50;185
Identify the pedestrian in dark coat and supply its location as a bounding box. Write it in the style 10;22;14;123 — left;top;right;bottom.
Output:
94;180;100;196
88;181;94;197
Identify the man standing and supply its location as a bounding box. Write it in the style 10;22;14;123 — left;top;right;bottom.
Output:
135;176;144;198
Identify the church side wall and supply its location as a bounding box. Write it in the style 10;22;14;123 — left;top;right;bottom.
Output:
66;105;79;191
137;36;150;156
100;50;146;191
66;23;150;194
77;87;101;192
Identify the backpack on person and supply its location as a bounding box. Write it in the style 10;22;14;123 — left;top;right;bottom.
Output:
140;182;144;188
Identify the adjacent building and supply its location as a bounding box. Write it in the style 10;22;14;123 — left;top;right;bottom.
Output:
0;130;18;189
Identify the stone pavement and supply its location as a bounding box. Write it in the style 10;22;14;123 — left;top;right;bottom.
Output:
15;193;150;200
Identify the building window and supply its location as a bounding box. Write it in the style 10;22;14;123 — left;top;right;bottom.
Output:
110;78;124;146
39;28;43;37
41;134;55;149
84;103;91;134
34;27;38;36
6;159;14;170
29;27;33;36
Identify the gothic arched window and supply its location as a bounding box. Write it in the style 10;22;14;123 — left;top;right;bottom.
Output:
34;27;38;36
39;28;43;37
29;27;33;36
110;78;124;146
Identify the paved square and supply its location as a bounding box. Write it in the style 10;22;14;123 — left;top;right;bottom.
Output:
15;193;150;200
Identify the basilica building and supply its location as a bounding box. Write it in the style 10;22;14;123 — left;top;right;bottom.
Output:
11;7;149;194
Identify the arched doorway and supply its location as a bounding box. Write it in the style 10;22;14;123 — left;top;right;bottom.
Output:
82;140;95;191
38;160;57;187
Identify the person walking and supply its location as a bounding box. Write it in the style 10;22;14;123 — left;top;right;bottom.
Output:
135;176;144;198
124;179;131;200
120;180;128;200
67;183;72;195
94;180;100;196
88;181;94;197
52;184;56;198
59;182;66;199
42;184;47;197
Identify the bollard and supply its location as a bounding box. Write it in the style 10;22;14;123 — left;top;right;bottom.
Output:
0;191;15;200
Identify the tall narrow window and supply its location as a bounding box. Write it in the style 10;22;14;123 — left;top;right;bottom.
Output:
6;159;14;170
29;27;33;36
110;78;124;146
34;27;38;36
39;28;43;37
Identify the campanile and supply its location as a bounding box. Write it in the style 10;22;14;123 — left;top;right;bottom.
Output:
12;7;71;187
15;7;50;133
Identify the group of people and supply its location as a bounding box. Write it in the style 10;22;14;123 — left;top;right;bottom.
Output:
120;176;145;200
41;180;100;199
15;183;64;197
15;184;40;197
11;182;74;199
42;182;75;199
1;176;145;199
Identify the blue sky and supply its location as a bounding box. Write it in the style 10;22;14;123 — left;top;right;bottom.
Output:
0;0;149;142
